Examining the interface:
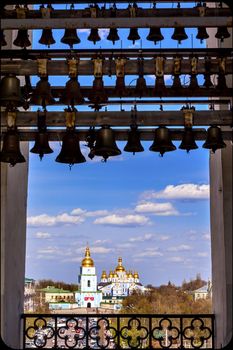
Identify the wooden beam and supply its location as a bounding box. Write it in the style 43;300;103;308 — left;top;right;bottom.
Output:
1;58;233;76
1;17;232;30
1;128;231;142
1;111;232;127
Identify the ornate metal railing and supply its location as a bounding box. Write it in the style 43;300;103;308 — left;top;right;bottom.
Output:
22;313;215;349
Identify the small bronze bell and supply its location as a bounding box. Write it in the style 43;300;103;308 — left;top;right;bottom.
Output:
146;27;164;44
89;77;108;105
203;125;226;153
179;128;198;153
85;127;96;160
87;28;101;44
155;77;166;91
0;30;7;46
215;26;231;42
216;74;227;89
0;129;26;166
61;28;80;48
60;78;84;106
13;29;31;48
203;74;213;88
94;125;121;161
30;78;55;107
107;28;120;45
127;28;140;44
0;74;22;107
172;75;182;89
30;132;53;160
55;130;86;165
171;27;188;44
38;29;56;47
196;27;209;43
115;77;127;97
149;126;176;156
124;125;144;154
189;75;199;89
135;76;147;97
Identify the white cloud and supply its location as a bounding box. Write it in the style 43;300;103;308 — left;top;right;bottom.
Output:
142;184;209;200
134;248;163;258
135;201;179;216
129;233;154;242
91;247;112;254
94;214;150;227
197;252;209;257
202;233;211;240
71;208;109;217
35;232;51;239
27;213;85;227
167;244;192;252
37;246;61;255
167;256;185;262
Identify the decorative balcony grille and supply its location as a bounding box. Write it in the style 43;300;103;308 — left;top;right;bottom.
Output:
22;313;215;349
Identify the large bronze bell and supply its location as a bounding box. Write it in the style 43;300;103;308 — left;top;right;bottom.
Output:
135;76;147;97
189;75;199;89
94;125;121;161
30;132;53;160
196;27;209;43
216;74;227;89
127;28;140;44
107;28;120;45
60;78;84;106
215;26;230;42
115;77;127;97
0;74;22;107
0;30;7;46
30;78;55;107
38;29;56;47
13;29;31;48
124;125;144;154
55;130;86;165
0;129;26;166
179;127;198;153
89;77;108;105
172;75;182;89
87;28;101;44
61;29;80;48
149;126;176;156
202;125;226;153
146;27;164;44
171;27;188;44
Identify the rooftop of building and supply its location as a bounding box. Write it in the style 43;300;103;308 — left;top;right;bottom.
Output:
39;286;73;293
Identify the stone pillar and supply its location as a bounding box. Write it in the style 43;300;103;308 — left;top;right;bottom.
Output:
1;23;29;349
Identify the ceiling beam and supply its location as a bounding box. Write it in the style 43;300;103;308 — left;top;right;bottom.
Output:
1;111;232;127
1;58;233;76
1;17;232;30
1;128;231;142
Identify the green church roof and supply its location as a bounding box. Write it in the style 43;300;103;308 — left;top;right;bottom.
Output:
39;286;72;293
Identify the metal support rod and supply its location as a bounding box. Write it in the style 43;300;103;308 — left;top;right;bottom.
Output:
1;17;232;30
1;111;232;127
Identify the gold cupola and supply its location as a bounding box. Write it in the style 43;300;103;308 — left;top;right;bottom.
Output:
134;271;139;279
101;270;107;279
115;257;126;272
128;270;133;278
109;270;114;278
82;247;94;267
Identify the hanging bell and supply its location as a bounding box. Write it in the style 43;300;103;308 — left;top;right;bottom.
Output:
55;130;86;165
0;74;22;107
203;74;213;88
89;77;108;105
0;129;26;166
30;132;53;160
215;26;230;42
189;75;199;89
149;126;176;156
30;78;55;107
127;28;140;44
85;127;96;160
87;28;101;44
171;27;188;44
60;78;84;106
61;28;80;48
155;77;166;91
146;27;164;44
94;125;121;161
38;29;56;47
107;28;120;45
172;75;182;89
115;77;127;97
179;128;198;153
0;30;7;46
216;74;227;89
202;125;226;153
13;29;31;48
196;27;209;43
124;125;144;154
135;76;147;97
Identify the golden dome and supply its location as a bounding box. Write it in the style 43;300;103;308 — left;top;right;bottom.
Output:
115;257;125;272
113;272;118;278
101;270;107;279
109;270;114;278
128;270;133;278
134;271;139;279
82;247;94;267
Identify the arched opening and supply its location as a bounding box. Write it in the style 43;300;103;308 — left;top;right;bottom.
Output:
87;280;91;288
87;302;91;308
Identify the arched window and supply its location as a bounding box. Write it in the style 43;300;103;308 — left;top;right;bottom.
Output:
87;280;91;287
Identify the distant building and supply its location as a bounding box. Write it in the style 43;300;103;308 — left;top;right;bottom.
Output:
24;278;36;312
75;247;102;308
98;257;145;309
192;280;212;301
38;286;76;310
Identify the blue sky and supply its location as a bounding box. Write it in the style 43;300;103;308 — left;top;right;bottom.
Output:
25;1;211;287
